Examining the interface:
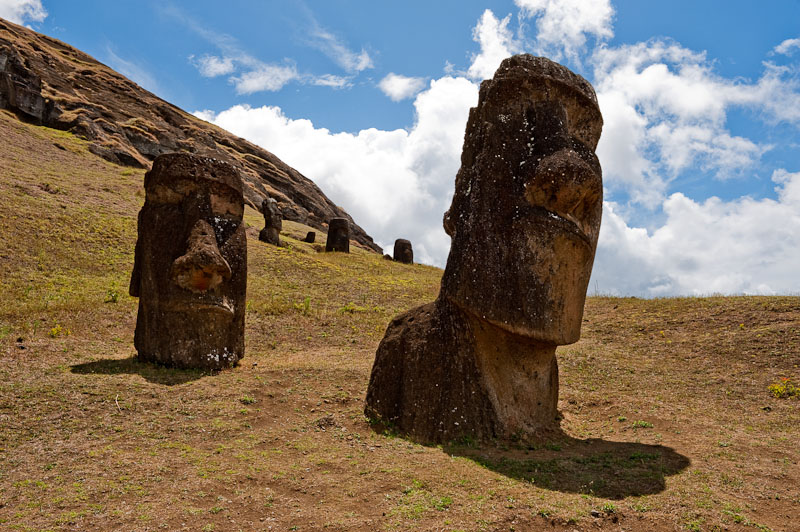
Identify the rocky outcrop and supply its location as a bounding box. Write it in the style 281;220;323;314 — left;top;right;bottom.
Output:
0;17;380;252
365;55;604;444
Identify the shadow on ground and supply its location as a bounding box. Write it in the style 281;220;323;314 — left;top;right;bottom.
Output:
71;356;209;385
443;432;690;499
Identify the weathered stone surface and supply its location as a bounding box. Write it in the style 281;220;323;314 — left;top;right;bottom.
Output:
0;47;57;124
258;197;282;246
129;153;247;369
393;239;413;264
325;218;350;253
303;231;316;243
0;17;382;253
365;55;603;443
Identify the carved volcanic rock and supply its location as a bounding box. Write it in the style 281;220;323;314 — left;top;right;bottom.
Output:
325;218;350;253
259;197;282;246
130;153;247;369
366;55;603;444
0;17;380;252
393;239;413;264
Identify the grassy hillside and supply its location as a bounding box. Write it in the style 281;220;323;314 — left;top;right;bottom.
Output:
1;109;799;531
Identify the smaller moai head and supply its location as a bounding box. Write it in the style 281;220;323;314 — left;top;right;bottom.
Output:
129;153;246;368
325;217;350;253
259;197;282;245
303;231;316;243
393;239;413;264
261;198;282;229
441;55;603;346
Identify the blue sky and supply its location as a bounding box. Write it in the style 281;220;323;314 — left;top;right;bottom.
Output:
5;0;800;296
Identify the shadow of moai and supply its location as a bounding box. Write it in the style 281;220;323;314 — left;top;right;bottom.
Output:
365;55;604;444
129;153;246;369
442;433;690;499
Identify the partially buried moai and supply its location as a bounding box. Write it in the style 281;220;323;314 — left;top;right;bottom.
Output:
259;197;282;246
393;239;413;264
129;153;247;369
325;217;350;253
365;55;603;443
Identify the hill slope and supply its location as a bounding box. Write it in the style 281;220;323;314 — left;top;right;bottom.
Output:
0;16;381;251
2;108;799;531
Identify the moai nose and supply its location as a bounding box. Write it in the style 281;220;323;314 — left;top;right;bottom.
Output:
171;219;232;293
525;148;602;239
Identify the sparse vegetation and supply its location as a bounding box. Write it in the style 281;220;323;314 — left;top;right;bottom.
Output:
768;377;799;398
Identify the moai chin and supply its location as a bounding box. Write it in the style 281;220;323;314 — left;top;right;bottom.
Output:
129;153;247;369
325;218;350;253
258;197;282;246
393;239;413;264
365;55;603;443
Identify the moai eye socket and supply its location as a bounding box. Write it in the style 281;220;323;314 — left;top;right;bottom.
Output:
210;184;244;217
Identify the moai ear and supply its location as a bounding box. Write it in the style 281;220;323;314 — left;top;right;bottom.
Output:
443;209;455;237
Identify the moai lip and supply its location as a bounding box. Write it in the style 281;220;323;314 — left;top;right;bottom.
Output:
129;153;247;369
365;55;603;444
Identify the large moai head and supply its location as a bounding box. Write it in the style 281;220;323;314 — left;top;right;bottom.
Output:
325;217;350;253
393;239;413;264
441;55;603;345
129;153;247;369
259;197;282;246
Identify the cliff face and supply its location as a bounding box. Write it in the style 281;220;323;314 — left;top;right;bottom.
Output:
0;17;381;252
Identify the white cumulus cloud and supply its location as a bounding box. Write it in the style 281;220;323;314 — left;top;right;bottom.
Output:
774;37;800;56
516;0;614;61
193;54;235;77
592;40;798;207
0;0;46;25
230;63;299;94
591;170;800;296
467;9;518;81
378;73;427;101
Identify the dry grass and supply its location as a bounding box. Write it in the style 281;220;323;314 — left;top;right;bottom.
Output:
1;111;798;531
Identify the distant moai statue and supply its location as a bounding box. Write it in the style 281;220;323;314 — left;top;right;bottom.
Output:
258;197;282;246
303;231;316;243
393;239;413;264
325;218;350;253
365;55;603;443
129;153;247;369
